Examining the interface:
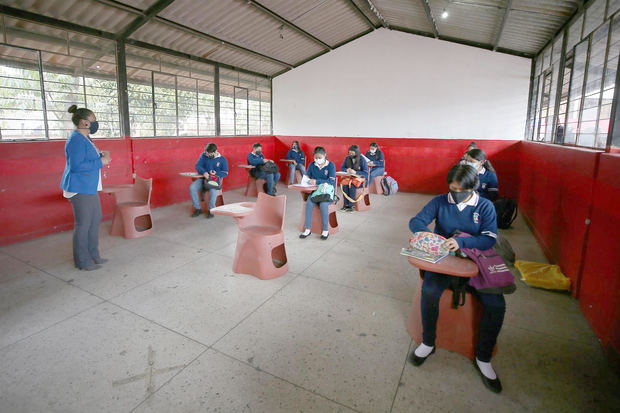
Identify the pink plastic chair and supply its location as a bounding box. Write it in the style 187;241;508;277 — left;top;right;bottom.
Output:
369;161;387;195
406;273;497;359
298;193;339;235
244;168;267;198
200;179;225;213
353;166;372;212
233;193;288;280
110;176;154;239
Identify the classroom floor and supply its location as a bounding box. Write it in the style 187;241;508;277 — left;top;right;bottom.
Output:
1;186;618;413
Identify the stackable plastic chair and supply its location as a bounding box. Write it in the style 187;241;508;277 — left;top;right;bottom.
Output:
244;167;267;198
110;176;154;239
232;193;288;280
353;166;371;212
406;272;496;359
200;178;225;212
369;160;388;195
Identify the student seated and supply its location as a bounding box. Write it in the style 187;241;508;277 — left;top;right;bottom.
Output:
408;164;504;393
458;141;478;165
285;140;306;185
247;142;281;196
463;148;498;201
190;142;229;218
299;147;336;240
365;142;385;183
340;145;368;212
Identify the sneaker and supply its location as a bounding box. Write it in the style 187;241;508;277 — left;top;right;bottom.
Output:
79;264;102;271
191;209;202;217
206;212;214;219
93;258;108;264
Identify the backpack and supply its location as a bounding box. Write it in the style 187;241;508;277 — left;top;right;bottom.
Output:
381;176;399;196
493;197;518;229
310;183;335;203
493;233;516;265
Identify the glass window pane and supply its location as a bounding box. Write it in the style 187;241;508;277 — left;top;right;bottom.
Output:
567;14;584;52
584;0;606;38
153;73;177;137
128;69;154;137
177;76;197;136
219;84;234;136
249;90;261;135
234;87;248;136
566;40;589;145
0;45;45;140
197;80;215;136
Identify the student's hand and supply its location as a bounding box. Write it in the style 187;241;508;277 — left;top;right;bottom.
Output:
210;170;216;175
292;161;297;166
368;161;375;167
308;179;316;185
203;172;210;179
346;168;355;174
443;238;460;252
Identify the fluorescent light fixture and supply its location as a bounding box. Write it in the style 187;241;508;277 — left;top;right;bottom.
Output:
441;9;449;19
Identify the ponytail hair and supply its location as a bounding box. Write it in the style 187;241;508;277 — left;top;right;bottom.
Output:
467;148;495;173
68;105;93;127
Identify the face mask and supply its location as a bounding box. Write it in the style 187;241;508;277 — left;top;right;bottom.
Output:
206;152;216;158
465;161;479;170
88;120;99;134
292;145;298;150
369;149;376;154
450;190;472;204
255;150;262;155
315;157;326;166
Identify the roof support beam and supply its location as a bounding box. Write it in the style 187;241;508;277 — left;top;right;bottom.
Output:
420;0;439;38
247;0;332;50
116;0;177;40
492;0;512;51
343;0;377;30
366;0;389;28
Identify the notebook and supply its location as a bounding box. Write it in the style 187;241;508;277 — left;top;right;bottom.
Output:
400;247;449;264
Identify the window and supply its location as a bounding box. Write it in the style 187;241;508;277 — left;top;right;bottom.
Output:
536;71;553;141
0;19;120;140
565;40;589;145
584;0;606;39
526;75;540;140
234;87;248;136
555;54;574;144
597;14;620;148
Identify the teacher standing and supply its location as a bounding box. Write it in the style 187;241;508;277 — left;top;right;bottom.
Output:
60;105;111;271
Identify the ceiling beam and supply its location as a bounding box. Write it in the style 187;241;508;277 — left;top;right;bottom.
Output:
343;0;377;30
116;0;177;40
420;0;439;38
492;0;512;51
248;0;332;50
365;0;389;28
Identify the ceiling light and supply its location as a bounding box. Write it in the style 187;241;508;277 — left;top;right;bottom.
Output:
441;9;449;19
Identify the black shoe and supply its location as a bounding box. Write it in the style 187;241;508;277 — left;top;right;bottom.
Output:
299;232;311;239
191;209;202;217
340;206;348;212
93;258;108;264
473;360;502;393
79;264;102;271
346;206;354;212
320;234;329;240
206;212;214;219
408;347;435;367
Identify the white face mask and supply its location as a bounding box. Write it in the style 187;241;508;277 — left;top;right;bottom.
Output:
369;149;376;154
466;161;479;170
314;157;326;166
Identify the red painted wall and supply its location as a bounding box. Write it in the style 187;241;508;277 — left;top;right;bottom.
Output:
0;138;133;245
275;136;521;199
518;141;601;297
578;153;620;365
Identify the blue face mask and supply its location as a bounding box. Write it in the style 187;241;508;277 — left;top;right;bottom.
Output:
88;120;99;134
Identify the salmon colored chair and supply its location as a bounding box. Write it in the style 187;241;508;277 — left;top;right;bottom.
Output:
200;179;225;213
233;193;288;280
244;169;267;198
353;166;371;212
406;273;496;359
110;176;154;239
297;193;339;235
369;161;387;195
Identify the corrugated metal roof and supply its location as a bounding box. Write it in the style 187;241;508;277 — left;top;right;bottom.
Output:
371;0;434;32
0;0;587;77
258;0;371;47
158;0;325;65
430;0;504;45
1;0;137;33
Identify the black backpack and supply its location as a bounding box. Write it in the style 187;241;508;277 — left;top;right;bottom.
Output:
493;197;518;229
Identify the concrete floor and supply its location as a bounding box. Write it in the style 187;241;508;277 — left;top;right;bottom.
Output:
1;186;618;412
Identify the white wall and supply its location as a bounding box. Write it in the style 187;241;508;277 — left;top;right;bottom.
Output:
273;29;531;140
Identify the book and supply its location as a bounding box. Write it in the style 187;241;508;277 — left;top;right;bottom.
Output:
400;247;449;264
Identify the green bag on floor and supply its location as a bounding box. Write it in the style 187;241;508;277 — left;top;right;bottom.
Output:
514;260;571;291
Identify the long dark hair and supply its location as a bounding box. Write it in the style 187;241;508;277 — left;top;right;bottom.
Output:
68;104;93;127
467;148;495;173
447;164;480;191
346;145;361;170
292;140;300;150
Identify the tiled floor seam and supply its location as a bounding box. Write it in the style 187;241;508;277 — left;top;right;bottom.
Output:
299;273;412;304
211;348;364;413
389;340;413;413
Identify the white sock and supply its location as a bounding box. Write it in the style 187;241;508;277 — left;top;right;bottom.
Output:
321;230;329;237
414;343;434;358
302;229;311;236
476;358;497;380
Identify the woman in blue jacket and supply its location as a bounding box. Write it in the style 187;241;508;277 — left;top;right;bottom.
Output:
408;164;505;393
60;105;111;271
299;147;336;240
365;142;385;183
463;149;498;201
340;145;368;212
285;140;306;185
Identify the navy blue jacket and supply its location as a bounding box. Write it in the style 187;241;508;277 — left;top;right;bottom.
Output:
195;153;229;178
60;130;103;195
409;193;498;251
477;169;499;201
340;156;369;180
306;160;336;186
286;149;305;166
247;152;265;169
365;150;384;169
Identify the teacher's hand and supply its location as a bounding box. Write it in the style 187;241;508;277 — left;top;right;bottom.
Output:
443;238;460;252
101;151;111;165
